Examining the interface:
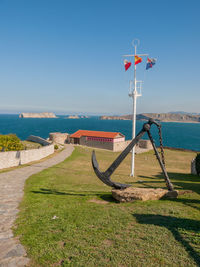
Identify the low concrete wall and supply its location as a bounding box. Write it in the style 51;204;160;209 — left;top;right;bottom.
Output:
139;140;153;149
0;151;20;169
0;144;54;169
113;140;131;152
113;139;152;152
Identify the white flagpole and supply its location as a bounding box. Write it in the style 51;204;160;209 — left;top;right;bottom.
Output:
123;39;148;177
130;43;137;176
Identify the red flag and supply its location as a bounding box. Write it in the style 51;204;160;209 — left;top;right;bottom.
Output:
124;59;132;71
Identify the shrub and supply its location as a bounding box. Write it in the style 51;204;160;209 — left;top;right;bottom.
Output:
0;134;24;151
195;153;200;175
54;144;58;150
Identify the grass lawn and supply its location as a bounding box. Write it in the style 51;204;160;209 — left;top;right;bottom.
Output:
21;141;42;149
14;146;200;266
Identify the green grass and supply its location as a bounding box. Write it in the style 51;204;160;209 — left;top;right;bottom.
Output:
21;140;42;149
14;147;200;266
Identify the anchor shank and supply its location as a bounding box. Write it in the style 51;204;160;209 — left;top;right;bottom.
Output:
104;127;147;178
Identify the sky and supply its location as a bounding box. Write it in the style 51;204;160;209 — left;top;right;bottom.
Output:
0;0;200;115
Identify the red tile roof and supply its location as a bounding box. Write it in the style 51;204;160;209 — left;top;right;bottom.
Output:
70;130;124;139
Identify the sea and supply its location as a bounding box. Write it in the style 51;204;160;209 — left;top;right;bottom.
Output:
0;114;200;151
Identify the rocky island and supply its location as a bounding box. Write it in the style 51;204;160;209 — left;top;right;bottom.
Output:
80;115;89;118
19;112;57;118
100;115;131;120
67;115;79;119
100;113;200;123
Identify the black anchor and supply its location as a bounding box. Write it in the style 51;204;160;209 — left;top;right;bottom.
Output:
92;119;174;191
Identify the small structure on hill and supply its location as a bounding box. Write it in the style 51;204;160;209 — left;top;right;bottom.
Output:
191;159;197;175
49;132;69;144
70;130;125;151
191;154;200;175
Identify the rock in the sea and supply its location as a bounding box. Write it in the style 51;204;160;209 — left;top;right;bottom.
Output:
19;112;57;118
112;187;178;202
67;115;79;119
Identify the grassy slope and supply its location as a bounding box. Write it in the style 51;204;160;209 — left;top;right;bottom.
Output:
21;141;42;149
14;147;200;266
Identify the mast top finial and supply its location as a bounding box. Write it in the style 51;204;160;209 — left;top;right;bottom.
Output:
132;39;140;48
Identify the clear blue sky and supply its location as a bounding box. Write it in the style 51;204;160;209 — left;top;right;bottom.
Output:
0;0;199;115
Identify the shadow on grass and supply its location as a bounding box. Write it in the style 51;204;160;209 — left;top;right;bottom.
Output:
99;194;118;203
134;213;200;266
137;172;200;211
172;198;200;212
138;175;163;180
138;172;200;193
31;188;117;203
155;172;200;195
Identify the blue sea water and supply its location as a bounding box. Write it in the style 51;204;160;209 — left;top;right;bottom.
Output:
0;114;200;151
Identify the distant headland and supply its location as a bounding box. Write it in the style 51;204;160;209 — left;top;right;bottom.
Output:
100;113;200;123
19;112;57;118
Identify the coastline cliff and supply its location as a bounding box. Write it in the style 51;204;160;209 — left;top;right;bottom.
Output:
19;112;57;118
100;113;200;123
100;115;131;120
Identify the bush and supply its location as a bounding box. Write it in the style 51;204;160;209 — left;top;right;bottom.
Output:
54;144;59;150
0;134;24;151
195;153;200;175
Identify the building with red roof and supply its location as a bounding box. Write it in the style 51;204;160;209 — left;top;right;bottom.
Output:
70;130;125;151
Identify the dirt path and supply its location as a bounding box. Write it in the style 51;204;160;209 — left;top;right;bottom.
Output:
0;144;74;267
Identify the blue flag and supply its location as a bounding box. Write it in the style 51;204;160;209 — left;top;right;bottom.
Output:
146;58;156;70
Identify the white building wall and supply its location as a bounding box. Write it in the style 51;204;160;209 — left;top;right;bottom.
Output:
113;137;125;143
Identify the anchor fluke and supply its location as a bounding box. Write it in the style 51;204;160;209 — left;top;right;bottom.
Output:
92;150;131;190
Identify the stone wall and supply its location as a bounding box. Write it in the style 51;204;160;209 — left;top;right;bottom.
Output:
0;144;54;169
49;132;69;144
113;139;152;152
113;140;131;152
139;140;153;149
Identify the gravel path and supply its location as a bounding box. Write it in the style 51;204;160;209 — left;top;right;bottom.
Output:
0;144;74;267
